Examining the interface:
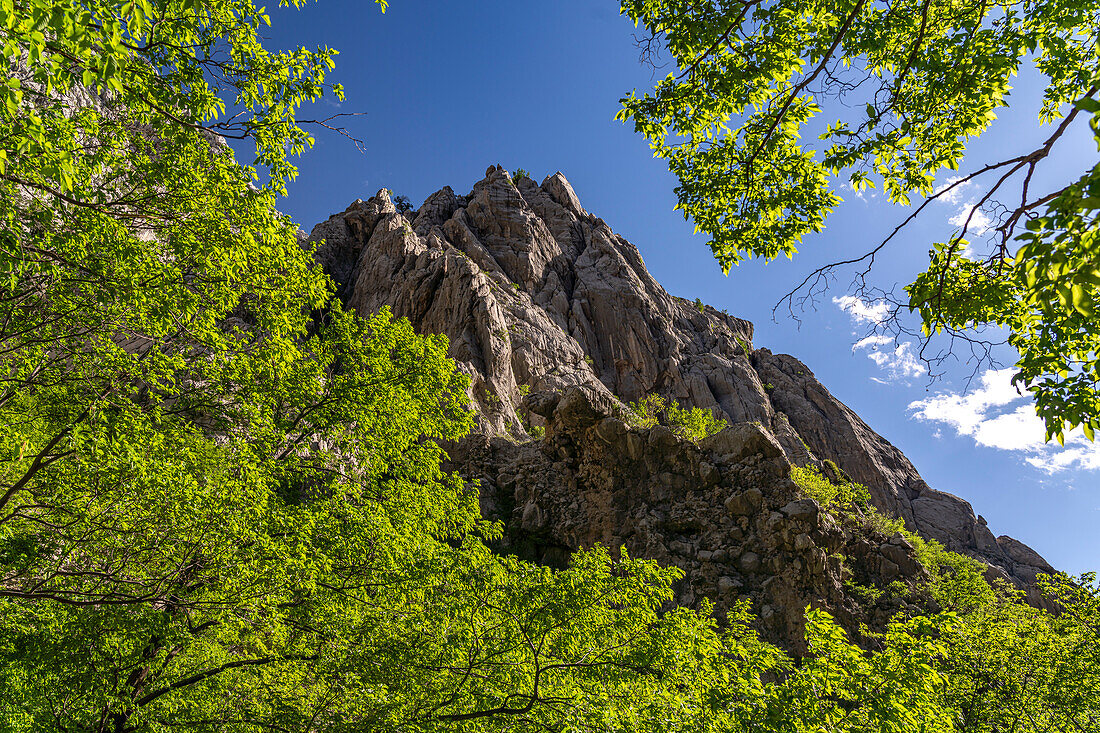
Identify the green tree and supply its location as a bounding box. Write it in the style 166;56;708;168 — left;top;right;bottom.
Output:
934;574;1100;732
628;393;728;439
618;0;1100;442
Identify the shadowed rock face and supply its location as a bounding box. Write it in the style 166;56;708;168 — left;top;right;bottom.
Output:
309;164;1053;611
450;386;933;653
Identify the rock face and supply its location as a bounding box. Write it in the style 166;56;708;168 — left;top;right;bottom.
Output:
309;164;1054;617
452;386;931;652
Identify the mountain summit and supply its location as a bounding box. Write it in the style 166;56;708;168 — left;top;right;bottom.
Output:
309;165;1053;645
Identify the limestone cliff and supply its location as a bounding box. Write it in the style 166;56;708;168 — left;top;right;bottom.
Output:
308;165;1054;624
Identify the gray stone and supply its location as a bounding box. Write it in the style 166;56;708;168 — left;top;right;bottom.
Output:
594;417;628;446
781;499;820;524
879;542;918;574
983;563;1014;587
724;488;764;516
699;423;787;465
879;558;900;578
718;576;742;595
554;387;611;430
520;502;543;531
997;536;1053;571
669;541;693;556
739;552;762;573
524;390;561;418
647;425;678;450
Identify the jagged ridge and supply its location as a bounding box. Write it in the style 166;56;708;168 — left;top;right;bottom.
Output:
308;164;1053;609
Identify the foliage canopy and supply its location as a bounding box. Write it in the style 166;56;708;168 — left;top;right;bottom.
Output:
618;0;1100;442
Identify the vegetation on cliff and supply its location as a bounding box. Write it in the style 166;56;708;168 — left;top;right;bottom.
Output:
628;393;729;440
791;465;995;613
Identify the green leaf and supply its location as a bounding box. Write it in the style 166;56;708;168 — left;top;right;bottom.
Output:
1071;284;1095;317
1074;97;1100;114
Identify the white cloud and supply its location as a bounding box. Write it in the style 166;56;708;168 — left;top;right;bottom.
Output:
971;405;1048;452
1026;445;1100;473
835;297;926;380
949;203;993;236
854;334;892;350
863;341;926;379
933;176;992;240
934;175;971;205
833;295;889;326
909;369;1100;473
908;368;1020;434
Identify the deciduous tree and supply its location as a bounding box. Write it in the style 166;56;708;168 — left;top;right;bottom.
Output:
618;0;1100;441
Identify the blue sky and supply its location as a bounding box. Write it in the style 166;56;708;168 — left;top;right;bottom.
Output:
254;0;1098;574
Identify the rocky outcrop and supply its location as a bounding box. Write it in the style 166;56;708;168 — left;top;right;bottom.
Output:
752;349;1055;607
308;164;1053;612
451;386;933;652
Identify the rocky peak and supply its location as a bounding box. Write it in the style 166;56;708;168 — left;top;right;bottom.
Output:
309;165;1054;613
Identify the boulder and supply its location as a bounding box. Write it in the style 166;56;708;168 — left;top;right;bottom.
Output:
781;499;820;524
725;488;764;516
